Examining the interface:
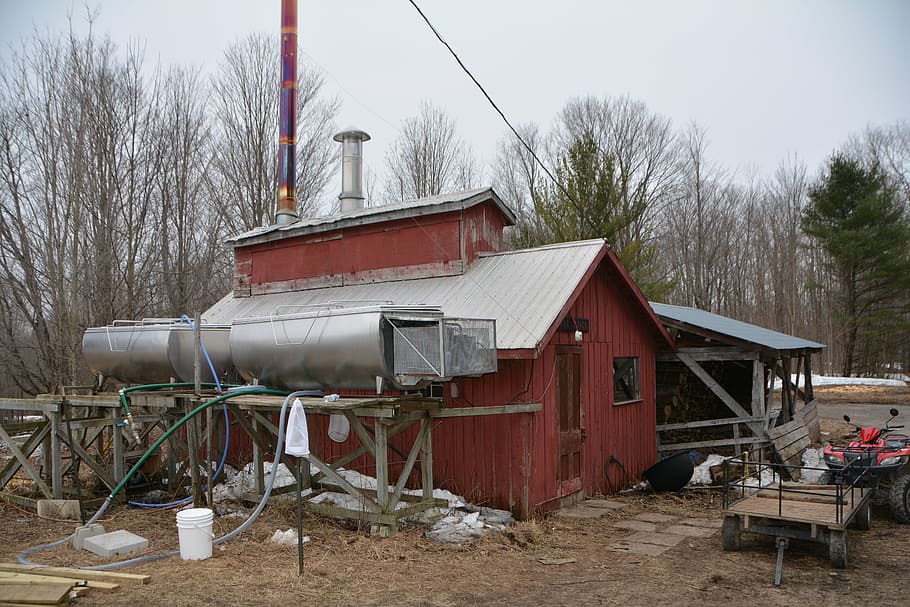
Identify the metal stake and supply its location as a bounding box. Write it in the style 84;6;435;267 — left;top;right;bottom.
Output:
297;456;304;575
774;537;789;586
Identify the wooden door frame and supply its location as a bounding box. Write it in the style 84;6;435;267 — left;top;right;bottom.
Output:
555;345;583;497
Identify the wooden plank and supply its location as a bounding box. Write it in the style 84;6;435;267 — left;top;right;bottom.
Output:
657;415;764;432
676;353;765;435
55;429;117;491
430;403;542;418
0;565;147;585
657;348;759;362
0;423;53;498
0;423;50;489
0;583;71;605
658;437;771;451
796;399;820;442
0;493;37;512
725;494;859;528
0;572;118;592
0;399;60;413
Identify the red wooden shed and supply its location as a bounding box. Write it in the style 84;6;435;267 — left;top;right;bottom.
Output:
206;187;674;517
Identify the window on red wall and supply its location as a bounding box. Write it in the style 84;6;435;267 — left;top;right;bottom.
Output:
613;357;641;405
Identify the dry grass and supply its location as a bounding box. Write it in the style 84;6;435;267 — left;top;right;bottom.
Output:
1;384;909;605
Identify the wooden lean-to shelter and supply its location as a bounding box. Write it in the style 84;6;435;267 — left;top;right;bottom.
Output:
651;302;825;469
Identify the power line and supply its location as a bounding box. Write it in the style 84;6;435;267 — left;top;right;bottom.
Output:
406;0;584;216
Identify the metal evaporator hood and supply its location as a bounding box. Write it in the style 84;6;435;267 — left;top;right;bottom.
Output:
230;304;496;391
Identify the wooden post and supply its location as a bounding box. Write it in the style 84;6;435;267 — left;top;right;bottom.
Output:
252;414;264;496
206;404;213;508
111;410;124;484
183;398;202;507
420;415;433;501
49;412;63;499
375;420;389;511
804;355;814;403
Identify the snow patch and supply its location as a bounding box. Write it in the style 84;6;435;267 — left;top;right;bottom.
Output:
269;529;309;545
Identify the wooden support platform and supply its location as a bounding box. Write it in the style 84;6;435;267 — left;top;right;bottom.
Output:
230;395;446;533
725;485;866;530
1;389;540;532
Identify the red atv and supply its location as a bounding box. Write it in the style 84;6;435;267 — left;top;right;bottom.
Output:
823;408;910;523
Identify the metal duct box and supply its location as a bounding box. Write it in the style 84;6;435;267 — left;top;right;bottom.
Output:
229;305;496;391
82;320;233;384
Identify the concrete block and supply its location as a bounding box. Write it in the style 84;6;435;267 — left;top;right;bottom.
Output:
556;505;607;519
625;531;685;547
680;517;724;529
611;519;657;532
72;524;106;550
607;541;671;556
585;499;626;510
633;512;677;524
83;530;148;558
664;524;716;538
37;499;80;520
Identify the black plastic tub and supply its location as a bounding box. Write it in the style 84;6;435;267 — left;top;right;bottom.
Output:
643;451;694;492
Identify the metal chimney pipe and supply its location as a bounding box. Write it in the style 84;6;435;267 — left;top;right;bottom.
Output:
275;0;298;225
334;128;371;213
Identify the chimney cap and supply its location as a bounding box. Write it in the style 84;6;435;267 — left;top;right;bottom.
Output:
333;127;371;143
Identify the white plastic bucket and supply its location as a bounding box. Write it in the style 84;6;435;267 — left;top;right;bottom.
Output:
176;507;214;560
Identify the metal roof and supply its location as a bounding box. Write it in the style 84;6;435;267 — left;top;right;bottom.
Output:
228;187;517;246
205;239;606;351
649;302;825;352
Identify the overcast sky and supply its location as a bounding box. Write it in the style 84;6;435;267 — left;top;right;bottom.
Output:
1;0;908;194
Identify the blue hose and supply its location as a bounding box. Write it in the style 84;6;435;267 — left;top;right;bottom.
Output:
19;387;319;569
179;315;223;393
128;315;229;508
126;403;230;508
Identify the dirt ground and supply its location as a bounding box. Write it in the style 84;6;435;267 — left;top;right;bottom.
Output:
1;385;909;606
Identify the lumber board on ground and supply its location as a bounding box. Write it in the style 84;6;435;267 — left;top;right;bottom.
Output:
0;572;118;591
0;583;71;605
0;564;148;585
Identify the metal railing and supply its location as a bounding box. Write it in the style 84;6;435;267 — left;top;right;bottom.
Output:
722;448;873;525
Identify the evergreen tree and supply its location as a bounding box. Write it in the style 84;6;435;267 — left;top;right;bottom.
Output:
533;133;672;299
802;154;910;376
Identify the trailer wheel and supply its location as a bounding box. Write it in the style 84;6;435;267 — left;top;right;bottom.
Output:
889;474;910;524
722;515;742;551
853;501;872;530
829;530;848;569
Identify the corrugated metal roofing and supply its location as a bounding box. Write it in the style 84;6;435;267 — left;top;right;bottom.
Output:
228;187;517;245
205;239;606;351
649;302;825;352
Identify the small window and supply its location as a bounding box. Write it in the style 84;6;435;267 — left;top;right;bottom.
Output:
613;357;641;405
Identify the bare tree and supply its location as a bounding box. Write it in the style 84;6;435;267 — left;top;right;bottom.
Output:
662;124;751;313
382;101;479;202
491;123;549;248
210;33;338;232
156;66;230;315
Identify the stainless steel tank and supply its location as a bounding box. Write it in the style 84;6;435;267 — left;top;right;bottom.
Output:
82;321;233;384
230;305;496;391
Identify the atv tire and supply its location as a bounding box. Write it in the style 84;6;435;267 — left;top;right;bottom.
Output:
889;473;910;524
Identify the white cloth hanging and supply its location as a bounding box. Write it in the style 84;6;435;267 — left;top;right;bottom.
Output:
327;413;350;443
284;398;310;457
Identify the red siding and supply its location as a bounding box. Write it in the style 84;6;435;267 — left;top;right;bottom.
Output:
224;259;660;519
231;201;508;296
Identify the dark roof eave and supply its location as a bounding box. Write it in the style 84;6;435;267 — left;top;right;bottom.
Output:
227;187;516;248
660;318;826;355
